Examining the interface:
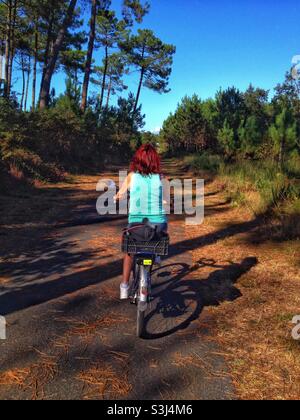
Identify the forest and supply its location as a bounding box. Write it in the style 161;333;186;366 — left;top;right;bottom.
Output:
159;74;300;239
0;0;299;238
0;0;175;180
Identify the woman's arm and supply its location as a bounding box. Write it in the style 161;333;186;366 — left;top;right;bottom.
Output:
160;174;169;206
114;173;132;201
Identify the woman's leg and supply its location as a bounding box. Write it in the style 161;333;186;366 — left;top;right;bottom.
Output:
123;253;133;285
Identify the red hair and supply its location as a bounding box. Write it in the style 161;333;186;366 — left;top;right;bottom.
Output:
130;144;161;176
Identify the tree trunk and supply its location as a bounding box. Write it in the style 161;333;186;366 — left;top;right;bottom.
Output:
81;0;97;112
7;0;18;97
106;76;112;109
4;0;12;98
24;56;31;111
279;136;285;169
20;55;25;110
0;49;3;86
39;0;77;109
134;66;145;113
134;44;145;113
98;45;109;112
39;13;54;105
32;17;38;111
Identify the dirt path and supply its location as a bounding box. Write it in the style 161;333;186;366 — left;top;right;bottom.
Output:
0;160;267;400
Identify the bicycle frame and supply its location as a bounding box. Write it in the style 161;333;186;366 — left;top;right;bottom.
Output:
131;254;154;306
130;253;155;337
122;232;169;338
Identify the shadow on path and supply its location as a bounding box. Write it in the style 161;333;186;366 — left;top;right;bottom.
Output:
0;217;260;315
143;257;258;340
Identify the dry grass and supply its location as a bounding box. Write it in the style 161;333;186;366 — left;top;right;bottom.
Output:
0;368;31;387
0;353;58;400
172;352;229;379
77;363;132;400
53;313;130;350
210;267;300;400
189;177;300;400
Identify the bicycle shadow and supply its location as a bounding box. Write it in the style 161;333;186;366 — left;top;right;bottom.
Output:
143;257;258;340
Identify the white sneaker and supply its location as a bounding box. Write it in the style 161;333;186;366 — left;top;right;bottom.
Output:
120;283;130;300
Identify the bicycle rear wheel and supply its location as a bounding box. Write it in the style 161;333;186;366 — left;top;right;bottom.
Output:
137;307;145;338
136;264;150;338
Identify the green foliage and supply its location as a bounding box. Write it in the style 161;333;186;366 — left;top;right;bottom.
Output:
161;95;217;154
220;159;300;216
0;94;144;181
121;29;176;109
215;87;245;136
217;120;235;158
0;0;167;184
140;131;158;146
187;148;300;239
238;116;264;157
55;76;82;114
161;72;300;172
122;0;150;25
185;152;223;174
269;106;297;167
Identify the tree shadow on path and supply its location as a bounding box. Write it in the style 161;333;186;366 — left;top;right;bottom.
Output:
0;216;260;315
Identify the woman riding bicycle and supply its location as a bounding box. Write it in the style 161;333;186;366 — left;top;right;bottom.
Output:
114;144;168;300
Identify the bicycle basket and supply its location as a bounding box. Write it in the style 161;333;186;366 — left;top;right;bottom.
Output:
122;234;169;256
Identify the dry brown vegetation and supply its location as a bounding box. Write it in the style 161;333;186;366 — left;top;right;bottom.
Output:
0;353;58;400
188;177;300;400
77;362;132;400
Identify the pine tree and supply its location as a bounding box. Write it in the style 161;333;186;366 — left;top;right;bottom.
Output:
269;107;297;168
121;29;176;112
39;0;78;109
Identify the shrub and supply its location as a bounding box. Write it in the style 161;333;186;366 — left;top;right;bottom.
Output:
186;152;223;174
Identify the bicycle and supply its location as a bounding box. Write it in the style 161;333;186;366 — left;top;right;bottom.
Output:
122;231;169;338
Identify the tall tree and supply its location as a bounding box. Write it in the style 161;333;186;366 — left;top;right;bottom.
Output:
121;29;176;112
215;87;246;145
104;53;128;108
80;0;148;112
217;119;235;159
23;0;41;111
81;0;101;111
39;0;78;109
92;52;128;108
95;9;127;112
269;107;297;168
3;0;13;97
0;3;7;91
7;0;18;96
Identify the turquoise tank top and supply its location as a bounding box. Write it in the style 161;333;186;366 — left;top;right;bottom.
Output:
129;173;167;224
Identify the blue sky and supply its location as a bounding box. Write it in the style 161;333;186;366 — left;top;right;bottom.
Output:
132;0;300;131
12;0;300;132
